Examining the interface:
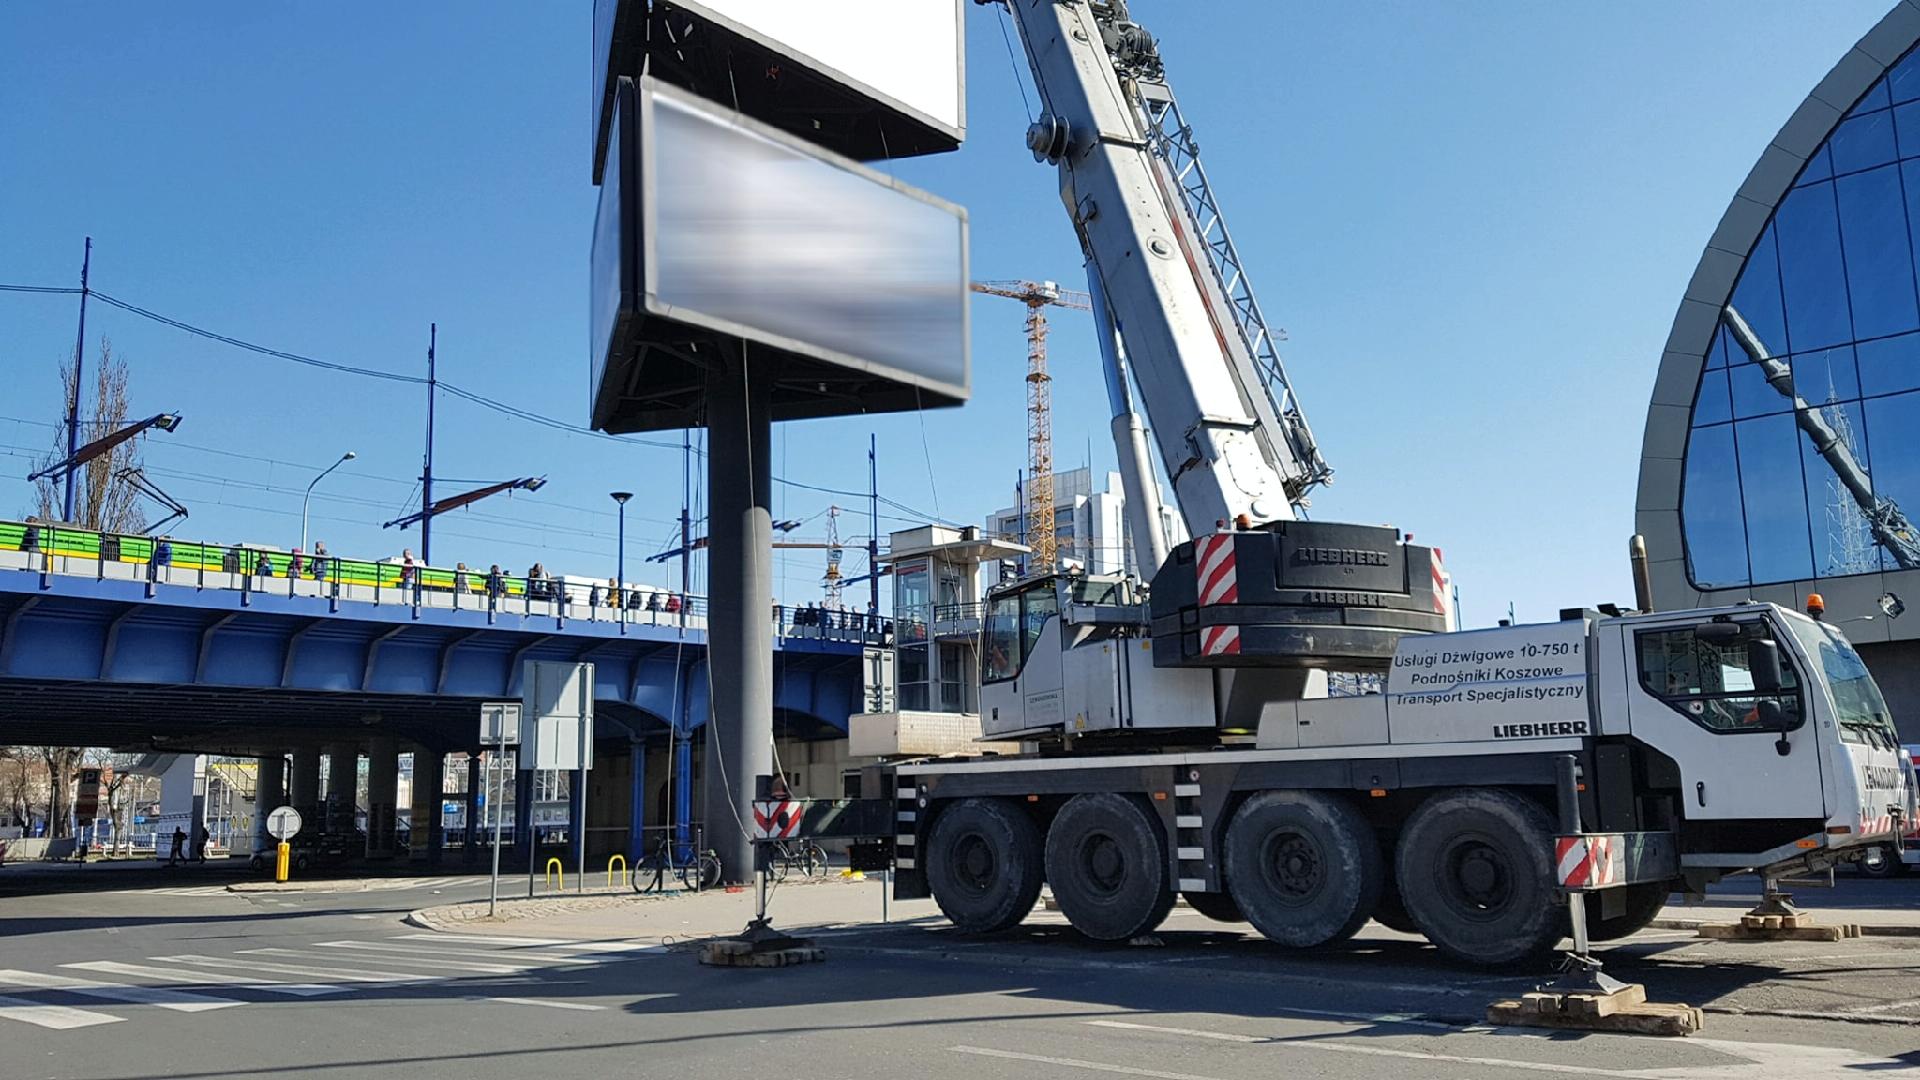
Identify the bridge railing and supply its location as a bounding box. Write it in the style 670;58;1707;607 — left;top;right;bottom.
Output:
0;520;894;645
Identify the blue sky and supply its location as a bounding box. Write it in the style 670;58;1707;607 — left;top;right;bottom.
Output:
0;2;1894;622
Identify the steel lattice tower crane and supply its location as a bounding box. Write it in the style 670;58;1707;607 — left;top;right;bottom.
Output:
972;279;1093;571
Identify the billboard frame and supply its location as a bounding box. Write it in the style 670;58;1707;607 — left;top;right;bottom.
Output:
592;75;970;434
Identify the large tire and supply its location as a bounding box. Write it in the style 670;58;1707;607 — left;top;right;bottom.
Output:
1585;882;1670;942
926;798;1044;933
1860;843;1909;878
1396;789;1561;967
1222;790;1382;948
1182;890;1245;923
1044;793;1173;941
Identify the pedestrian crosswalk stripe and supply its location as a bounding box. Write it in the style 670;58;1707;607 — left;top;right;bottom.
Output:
301;944;533;974
159;954;430;983
487;997;605;1011
0;970;240;1013
63;961;344;997
137;885;232;897
394;932;575;947
0;994;123;1030
334;940;602;965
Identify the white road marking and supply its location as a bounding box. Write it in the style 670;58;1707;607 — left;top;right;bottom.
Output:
324;940;599;965
1085;1020;1636;1077
951;1045;1217;1080
394;932;574;947
63;961;342;997
485;997;605;1011
298;945;531;974
0;995;124;1030
0;970;240;1013
159;954;428;983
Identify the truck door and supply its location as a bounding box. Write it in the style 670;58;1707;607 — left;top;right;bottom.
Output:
1625;617;1825;822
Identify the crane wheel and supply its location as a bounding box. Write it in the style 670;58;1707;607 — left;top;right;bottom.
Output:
1221;790;1381;948
1396;788;1560;966
1584;882;1671;941
1181;890;1245;923
1044;793;1173;941
925;798;1044;934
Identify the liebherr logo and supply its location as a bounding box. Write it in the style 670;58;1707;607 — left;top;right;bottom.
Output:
1491;720;1589;739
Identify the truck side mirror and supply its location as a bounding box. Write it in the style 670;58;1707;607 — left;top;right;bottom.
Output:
1748;639;1785;693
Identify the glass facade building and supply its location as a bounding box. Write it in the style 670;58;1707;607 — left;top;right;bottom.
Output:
1639;3;1920;735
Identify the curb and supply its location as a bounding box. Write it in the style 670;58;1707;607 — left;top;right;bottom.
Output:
1650;917;1920;938
226;880;371;894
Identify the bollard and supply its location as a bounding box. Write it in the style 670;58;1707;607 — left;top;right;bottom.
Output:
606;854;627;889
545;857;564;892
275;841;290;883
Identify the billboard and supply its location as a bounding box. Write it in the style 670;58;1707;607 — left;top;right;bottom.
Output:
592;76;969;433
593;0;965;182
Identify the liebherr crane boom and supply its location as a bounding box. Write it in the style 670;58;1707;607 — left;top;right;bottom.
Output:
997;0;1327;544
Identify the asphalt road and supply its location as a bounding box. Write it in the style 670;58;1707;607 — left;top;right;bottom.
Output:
2;867;1919;1080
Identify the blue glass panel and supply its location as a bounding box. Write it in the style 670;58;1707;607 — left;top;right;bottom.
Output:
1848;77;1892;118
1858;330;1920;397
1898;102;1920;160
1799;401;1881;577
1864;389;1920;568
1729;224;1789;356
1832;111;1898;174
1836;165;1920;339
1682;424;1751;589
1708;323;1732;370
1776;183;1853;352
1791;345;1859;403
1796;144;1834;187
1735;413;1815;583
1895;51;1920;105
1730;357;1791;418
1693;370;1732;427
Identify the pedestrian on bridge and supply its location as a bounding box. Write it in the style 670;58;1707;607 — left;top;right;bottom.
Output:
310;540;330;579
400;549;416;589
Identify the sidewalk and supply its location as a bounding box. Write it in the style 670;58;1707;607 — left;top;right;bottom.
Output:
1654;892;1920;936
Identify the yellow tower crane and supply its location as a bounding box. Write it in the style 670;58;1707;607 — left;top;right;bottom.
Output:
971;279;1093;572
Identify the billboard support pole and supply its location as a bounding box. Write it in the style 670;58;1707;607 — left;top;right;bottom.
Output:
704;345;773;886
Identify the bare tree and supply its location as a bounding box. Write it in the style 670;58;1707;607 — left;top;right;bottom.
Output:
33;337;147;533
24;340;146;838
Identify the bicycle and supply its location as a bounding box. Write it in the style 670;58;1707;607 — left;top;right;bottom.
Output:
769;838;831;882
632;833;722;894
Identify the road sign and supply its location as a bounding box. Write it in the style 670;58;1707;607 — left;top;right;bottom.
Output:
520;661;595;771
480;701;522;747
752;800;803;840
265;805;303;841
73;767;105;822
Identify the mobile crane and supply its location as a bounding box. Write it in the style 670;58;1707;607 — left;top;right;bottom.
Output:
838;0;1920;967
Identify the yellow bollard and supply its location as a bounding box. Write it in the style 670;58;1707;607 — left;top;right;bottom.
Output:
275;841;290;883
606;854;627;888
545;857;564;892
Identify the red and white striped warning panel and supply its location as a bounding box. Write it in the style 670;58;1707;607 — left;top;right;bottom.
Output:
1195;534;1240;657
751;800;803;840
1555;834;1623;889
1429;548;1449;618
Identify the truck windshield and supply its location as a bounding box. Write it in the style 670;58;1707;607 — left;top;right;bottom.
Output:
1787;617;1899;748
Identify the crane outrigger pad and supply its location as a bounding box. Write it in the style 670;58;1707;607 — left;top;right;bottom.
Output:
1148;521;1449;669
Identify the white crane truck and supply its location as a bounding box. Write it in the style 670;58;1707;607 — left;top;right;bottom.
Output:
841;0;1918;967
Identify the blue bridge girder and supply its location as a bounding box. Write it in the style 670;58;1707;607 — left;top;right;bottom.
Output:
0;566;870;754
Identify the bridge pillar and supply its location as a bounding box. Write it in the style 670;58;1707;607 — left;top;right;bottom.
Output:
410;746;444;865
463;754;481;864
253;754;285;856
705;351;774;885
290;748;320;836
325;743;358;837
366;736;399;859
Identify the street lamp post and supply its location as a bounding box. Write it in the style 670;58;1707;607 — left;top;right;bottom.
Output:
302;451;357;552
611;492;633;634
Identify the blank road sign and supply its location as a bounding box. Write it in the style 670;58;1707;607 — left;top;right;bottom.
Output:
520;661;595;772
266;806;303;841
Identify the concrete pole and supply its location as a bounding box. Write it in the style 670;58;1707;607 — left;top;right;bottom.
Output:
253;754;286;856
365;736;399;859
325;744;358;836
704;349;774;885
628;737;647;863
411;746;444;865
289;748;320;836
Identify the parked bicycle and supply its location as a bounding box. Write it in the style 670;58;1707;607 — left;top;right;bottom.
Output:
769;838;831;881
632;832;722;894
